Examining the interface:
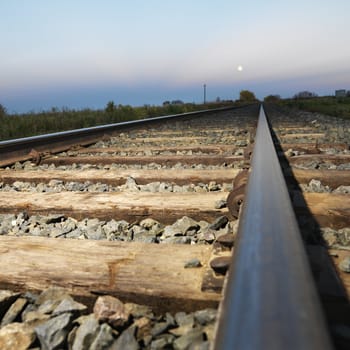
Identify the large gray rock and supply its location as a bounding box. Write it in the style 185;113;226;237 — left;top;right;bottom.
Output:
35;312;73;350
208;216;228;230
103;220;121;236
150;334;175;349
66;228;83;239
62;217;78;232
70;314;100;350
161;225;182;239
150;321;169;337
86;225;105;240
90;323;116;350
176;217;200;234
173;329;204;350
130;225;157;243
52;296;87;316
175;312;194;327
197;229;216;244
103;220;129;237
110;326;139;350
194;309;217;325
123;177;139;192
161;216;199;240
78;219;106;240
36;287;71;315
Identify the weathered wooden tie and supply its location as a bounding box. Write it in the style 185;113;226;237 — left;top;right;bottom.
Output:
0;236;348;316
0;191;348;227
0;236;219;313
0;168;240;186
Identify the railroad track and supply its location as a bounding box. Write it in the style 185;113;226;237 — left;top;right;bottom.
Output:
0;103;349;349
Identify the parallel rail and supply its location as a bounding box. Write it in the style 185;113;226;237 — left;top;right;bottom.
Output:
0;105;239;167
214;105;333;349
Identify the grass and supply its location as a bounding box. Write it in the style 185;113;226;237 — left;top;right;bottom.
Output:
0;101;235;141
280;96;350;120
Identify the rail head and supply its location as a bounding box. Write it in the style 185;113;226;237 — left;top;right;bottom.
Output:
214;105;333;349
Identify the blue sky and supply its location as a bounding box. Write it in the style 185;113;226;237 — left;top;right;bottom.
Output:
1;0;349;113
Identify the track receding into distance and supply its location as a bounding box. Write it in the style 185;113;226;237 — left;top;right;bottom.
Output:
0;103;349;349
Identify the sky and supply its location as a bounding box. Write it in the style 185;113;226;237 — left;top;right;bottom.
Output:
1;0;350;113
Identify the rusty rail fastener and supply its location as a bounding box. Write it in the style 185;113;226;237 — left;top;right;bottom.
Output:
210;256;231;275
226;169;249;219
28;149;42;165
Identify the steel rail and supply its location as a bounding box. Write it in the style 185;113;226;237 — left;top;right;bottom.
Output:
0;105;241;167
213;105;333;349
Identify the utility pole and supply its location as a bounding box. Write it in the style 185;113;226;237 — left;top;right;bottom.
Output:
203;84;206;104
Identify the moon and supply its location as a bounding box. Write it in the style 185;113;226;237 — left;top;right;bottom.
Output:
237;65;243;72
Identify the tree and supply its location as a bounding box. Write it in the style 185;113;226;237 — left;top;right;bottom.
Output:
293;91;317;99
264;95;281;103
105;101;116;113
239;90;256;102
0;104;7;118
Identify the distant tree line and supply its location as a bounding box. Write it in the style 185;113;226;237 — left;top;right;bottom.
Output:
293;91;318;99
263;95;281;103
8;88;345;141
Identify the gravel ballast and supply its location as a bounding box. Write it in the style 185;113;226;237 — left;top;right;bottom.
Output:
0;213;237;245
0;287;217;349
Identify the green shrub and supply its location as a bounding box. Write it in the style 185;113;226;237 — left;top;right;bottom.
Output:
280;96;350;119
